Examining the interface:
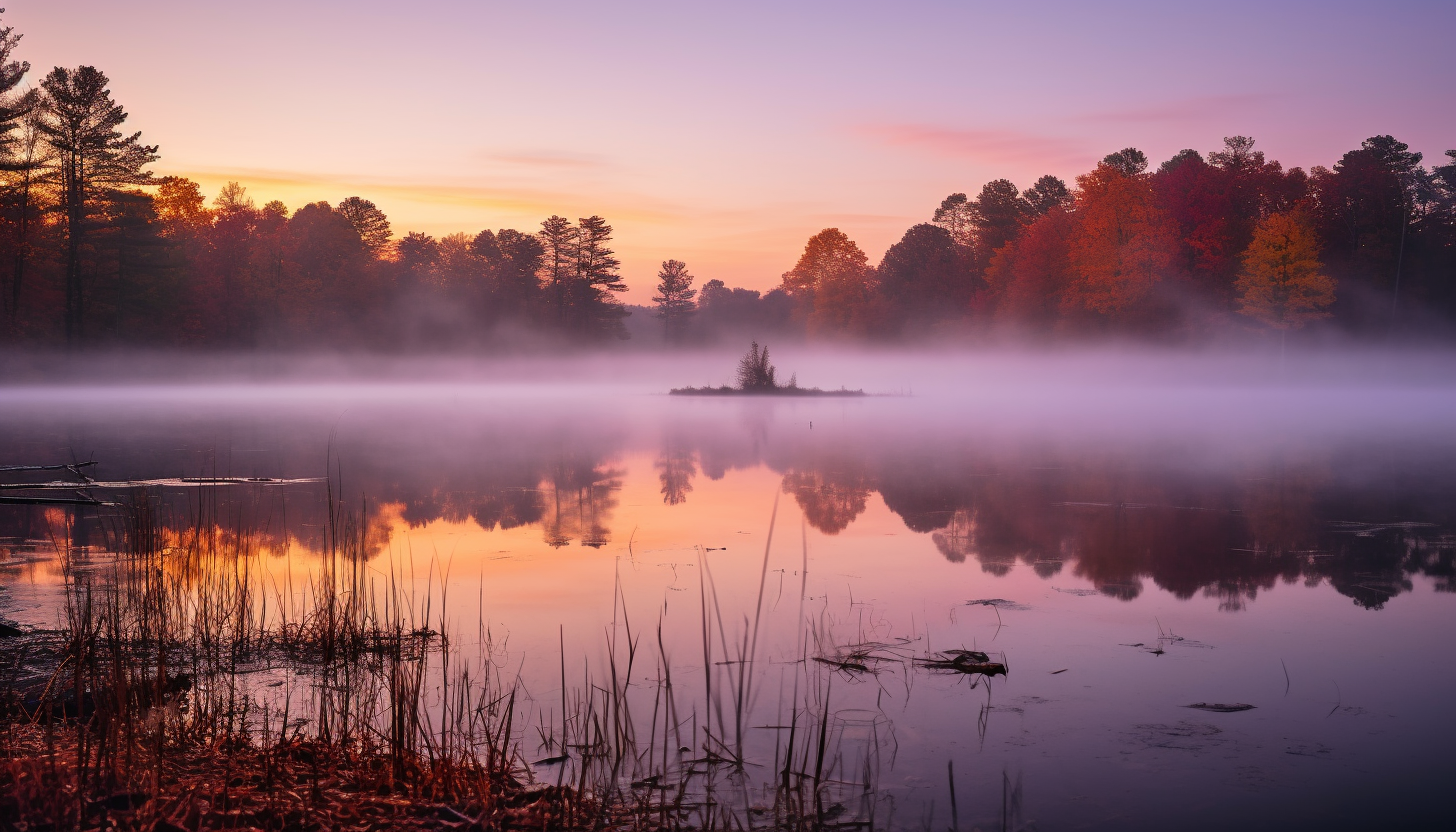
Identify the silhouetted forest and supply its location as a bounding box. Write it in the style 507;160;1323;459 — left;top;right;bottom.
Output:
1;15;1454;349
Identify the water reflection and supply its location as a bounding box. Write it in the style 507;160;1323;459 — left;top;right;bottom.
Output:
3;417;1452;612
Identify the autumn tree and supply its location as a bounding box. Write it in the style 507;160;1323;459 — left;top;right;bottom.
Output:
336;196;391;255
651;258;696;342
1235;210;1334;334
781;228;877;336
1063;158;1176;320
153;176;212;234
984;206;1075;324
1154;137;1309;308
37;66;158;344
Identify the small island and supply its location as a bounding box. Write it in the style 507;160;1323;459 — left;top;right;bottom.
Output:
670;342;866;396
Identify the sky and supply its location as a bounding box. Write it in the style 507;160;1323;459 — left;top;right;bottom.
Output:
7;0;1454;302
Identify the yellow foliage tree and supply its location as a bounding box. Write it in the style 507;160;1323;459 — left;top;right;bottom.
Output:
153;176;213;235
1235;211;1335;331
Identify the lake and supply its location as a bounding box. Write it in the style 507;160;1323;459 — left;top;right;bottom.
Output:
2;348;1454;830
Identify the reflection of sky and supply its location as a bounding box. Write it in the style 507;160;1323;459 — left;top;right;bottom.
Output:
12;1;1455;301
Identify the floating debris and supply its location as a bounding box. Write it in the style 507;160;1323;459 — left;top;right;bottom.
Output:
1186;702;1255;712
812;656;871;674
1052;586;1101;596
966;598;1030;610
916;649;1007;677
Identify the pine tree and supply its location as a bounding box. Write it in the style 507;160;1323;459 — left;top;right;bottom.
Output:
0;15;33;328
537;215;577;326
0;11;28;155
651;259;696;342
574;215;627;338
37;66;158;345
336;196;391;255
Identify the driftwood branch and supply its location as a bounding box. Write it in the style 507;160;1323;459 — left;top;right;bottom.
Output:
0;462;97;474
0;494;108;506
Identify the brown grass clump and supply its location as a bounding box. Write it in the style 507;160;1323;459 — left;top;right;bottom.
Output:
0;724;591;832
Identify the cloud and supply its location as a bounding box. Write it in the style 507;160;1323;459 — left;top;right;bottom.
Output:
1073;93;1279;125
160;165;684;224
853;123;1095;168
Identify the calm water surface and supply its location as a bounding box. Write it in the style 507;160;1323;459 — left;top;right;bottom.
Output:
2;351;1454;830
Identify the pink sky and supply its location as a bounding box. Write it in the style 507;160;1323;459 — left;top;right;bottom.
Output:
8;0;1454;302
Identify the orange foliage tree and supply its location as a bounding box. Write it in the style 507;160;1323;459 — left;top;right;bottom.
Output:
780;228;878;336
1235;210;1334;330
1064;162;1177;319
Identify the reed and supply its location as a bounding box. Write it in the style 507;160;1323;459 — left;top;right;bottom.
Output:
0;481;927;831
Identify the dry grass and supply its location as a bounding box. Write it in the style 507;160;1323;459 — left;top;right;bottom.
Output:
0;487;901;831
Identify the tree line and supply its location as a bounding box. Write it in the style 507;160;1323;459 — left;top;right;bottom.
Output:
1;12;1452;349
768;137;1456;341
0;16;635;348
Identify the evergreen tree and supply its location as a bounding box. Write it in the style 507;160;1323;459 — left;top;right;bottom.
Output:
651;258;696;342
0;11;27;156
37;66;159;345
0;17;34;330
537;215;576;325
971;179;1032;258
876;223;967;327
574;215;628;338
474;228;544;319
336;196;391;255
1023;175;1072;216
2;90;43;330
932;192;976;249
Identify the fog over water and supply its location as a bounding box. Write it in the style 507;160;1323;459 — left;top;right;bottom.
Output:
3;347;1455;830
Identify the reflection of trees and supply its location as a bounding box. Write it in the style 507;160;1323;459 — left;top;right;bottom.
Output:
930;509;976;565
656;443;696;506
870;456;1456;611
782;466;873;535
6;413;1456;611
1315;526;1419;610
541;455;622;549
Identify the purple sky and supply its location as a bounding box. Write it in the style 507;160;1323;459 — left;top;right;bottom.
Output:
9;0;1454;300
